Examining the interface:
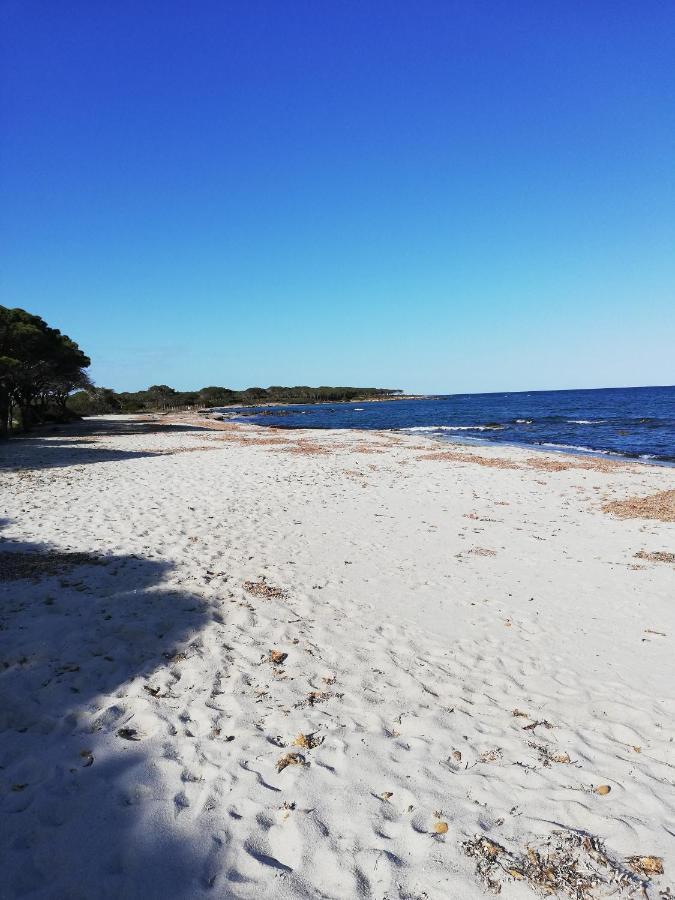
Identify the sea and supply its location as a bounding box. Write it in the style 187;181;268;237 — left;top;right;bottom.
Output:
217;385;675;464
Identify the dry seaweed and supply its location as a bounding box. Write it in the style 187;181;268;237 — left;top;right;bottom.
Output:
478;748;503;763
243;578;287;599
626;856;664;877
276;751;305;773
295;690;332;708
528;741;573;766
292;732;323;750
279;441;332;456
635;550;675;564
527;456;625;473
603;490;675;523
463;830;663;897
418;451;521;470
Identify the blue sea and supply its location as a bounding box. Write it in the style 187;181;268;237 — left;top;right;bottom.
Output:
218;386;675;464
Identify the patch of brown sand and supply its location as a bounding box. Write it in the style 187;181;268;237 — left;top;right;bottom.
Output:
603;490;675;523
212;433;291;447
635;550;675;564
419;450;521;470
243;579;288;599
418;447;631;474
279;442;332;456
526;455;625;473
352;445;385;454
208;432;334;456
526;458;576;472
153;445;223;455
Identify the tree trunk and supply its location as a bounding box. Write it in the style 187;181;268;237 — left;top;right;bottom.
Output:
20;403;33;433
0;385;8;440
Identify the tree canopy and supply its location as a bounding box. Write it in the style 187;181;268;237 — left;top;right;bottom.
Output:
0;306;90;437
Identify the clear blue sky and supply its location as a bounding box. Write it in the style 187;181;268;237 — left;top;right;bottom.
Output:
1;1;674;393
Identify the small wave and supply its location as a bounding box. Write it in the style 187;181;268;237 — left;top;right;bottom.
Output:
566;419;608;425
539;442;619;455
353;408;364;411
402;424;504;433
540;442;603;453
514;419;533;424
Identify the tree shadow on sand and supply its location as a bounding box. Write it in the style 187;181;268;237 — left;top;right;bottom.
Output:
0;527;227;898
50;416;215;437
0;416;216;472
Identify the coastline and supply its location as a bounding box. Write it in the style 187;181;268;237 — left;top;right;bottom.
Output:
198;386;675;468
191;409;674;469
1;413;673;897
197;393;431;412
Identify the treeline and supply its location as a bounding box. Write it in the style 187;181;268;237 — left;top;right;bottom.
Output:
0;306;90;438
1;305;400;434
68;384;401;415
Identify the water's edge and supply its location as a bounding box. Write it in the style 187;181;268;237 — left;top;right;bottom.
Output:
213;386;675;466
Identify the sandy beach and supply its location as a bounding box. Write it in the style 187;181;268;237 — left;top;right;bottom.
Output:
1;414;673;899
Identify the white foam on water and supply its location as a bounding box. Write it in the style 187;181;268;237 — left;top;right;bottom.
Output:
402;425;503;433
566;419;608;425
540;442;615;455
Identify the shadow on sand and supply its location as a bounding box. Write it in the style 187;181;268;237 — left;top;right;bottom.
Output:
0;416;216;472
0;524;222;898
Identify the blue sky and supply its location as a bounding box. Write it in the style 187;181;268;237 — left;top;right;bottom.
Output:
1;1;674;393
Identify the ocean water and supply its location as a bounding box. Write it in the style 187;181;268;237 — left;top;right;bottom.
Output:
218;385;675;463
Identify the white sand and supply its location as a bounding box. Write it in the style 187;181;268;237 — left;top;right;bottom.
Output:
0;415;673;899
